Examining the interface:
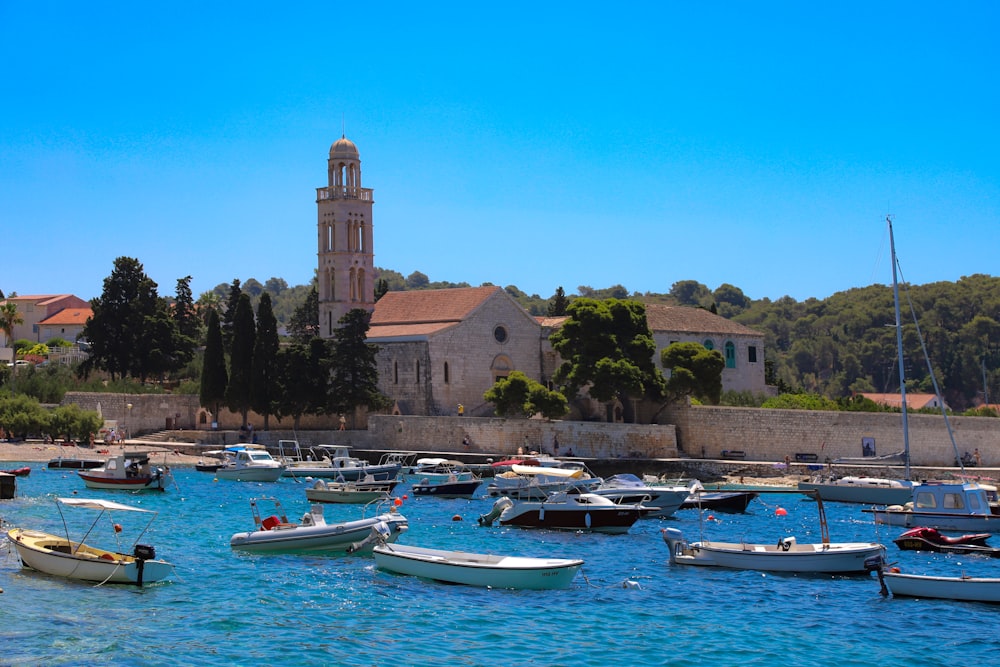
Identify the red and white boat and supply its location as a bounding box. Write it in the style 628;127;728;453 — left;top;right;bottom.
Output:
76;452;170;491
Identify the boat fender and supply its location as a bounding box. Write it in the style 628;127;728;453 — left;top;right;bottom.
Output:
585;512;591;529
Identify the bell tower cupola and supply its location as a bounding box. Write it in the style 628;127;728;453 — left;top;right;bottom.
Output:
316;135;375;336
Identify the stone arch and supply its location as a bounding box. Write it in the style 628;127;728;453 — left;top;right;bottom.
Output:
490;354;513;383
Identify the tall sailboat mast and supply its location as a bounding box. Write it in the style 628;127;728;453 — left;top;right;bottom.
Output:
888;215;911;480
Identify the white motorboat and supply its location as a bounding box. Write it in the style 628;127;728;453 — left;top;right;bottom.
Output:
875;563;1000;603
76;451;171;491
230;497;408;554
479;489;654;534
311;445;402;481
797;475;917;506
863;482;1000;532
6;497;174;586
409;459;475;484
215;445;286;482
304;477;396;504
679;480;759;513
372;542;584;590
591;474;689;518
412;461;482;498
661;489;886;573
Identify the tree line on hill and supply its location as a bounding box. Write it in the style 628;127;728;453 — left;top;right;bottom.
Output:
4;261;999;421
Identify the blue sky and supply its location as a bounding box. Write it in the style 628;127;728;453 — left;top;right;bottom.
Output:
2;2;997;304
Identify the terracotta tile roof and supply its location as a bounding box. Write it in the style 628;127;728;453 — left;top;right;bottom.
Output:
370;286;501;326
860;393;946;410
536;316;569;328
4;294;77;305
366;322;459;340
644;303;761;336
39;308;92;326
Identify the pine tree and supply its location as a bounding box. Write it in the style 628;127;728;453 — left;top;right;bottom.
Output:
547;286;569;316
173;275;202;353
329;309;389;417
79;257;162;381
287;285;318;345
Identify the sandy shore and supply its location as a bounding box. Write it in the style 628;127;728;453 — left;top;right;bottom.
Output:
0;440;205;467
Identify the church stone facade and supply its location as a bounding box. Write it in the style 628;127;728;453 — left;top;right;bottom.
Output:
316;136;768;418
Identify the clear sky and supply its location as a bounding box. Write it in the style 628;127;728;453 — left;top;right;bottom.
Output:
2;2;997;304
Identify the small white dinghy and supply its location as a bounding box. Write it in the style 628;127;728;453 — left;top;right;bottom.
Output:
874;562;1000;603
372;542;584;590
230;497;408;554
7;497;174;586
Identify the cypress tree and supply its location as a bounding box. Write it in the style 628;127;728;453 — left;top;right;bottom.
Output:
225;293;255;430
250;293;279;430
200;308;228;425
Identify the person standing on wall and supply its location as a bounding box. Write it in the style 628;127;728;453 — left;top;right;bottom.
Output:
458;404;464;417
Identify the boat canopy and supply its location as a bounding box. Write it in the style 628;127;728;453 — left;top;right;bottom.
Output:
57;497;155;513
510;464;582;478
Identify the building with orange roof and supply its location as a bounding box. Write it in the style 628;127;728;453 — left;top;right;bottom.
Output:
0;294;90;346
859;392;949;411
37;307;93;344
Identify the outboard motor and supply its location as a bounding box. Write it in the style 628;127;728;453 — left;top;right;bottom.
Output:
661;528;687;564
133;544;156;587
477;496;513;526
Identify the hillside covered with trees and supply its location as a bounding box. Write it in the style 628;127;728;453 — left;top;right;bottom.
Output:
5;262;998;414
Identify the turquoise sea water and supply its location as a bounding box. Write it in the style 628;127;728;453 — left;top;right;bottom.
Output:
2;464;999;667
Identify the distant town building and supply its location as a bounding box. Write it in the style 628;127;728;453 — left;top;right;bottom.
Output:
37;307;92;345
0;295;90;345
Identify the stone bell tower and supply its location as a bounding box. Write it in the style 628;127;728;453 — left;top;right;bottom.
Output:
316;135;375;337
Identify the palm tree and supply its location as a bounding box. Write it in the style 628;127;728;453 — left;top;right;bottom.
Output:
0;301;25;389
0;300;24;354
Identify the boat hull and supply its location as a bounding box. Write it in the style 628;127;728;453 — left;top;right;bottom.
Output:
797;479;915;505
8;529;173;585
592;488;687;518
865;508;1000;533
230;514;408;553
679;491;758;513
499;506;645;534
215;467;284;482
373;544;583;590
411;479;482;498
77;472;167;491
882;571;1000;603
304;488;390;504
663;530;884;573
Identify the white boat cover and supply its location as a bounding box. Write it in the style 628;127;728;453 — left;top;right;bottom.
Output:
509;464;582;478
57;497;154;513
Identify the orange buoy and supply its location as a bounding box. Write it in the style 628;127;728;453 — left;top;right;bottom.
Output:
394;498;403;506
113;523;123;533
775;507;788;516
